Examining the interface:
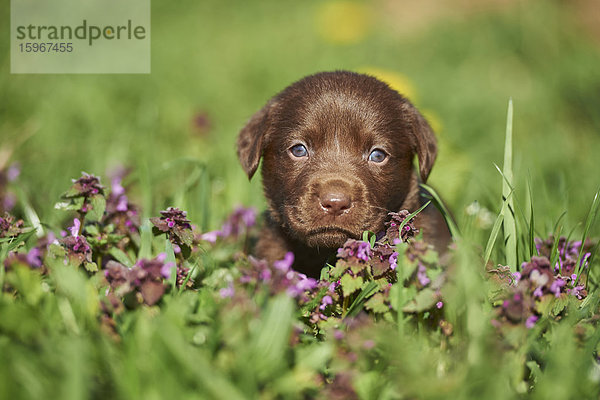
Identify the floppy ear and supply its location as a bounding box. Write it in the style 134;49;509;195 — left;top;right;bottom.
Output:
237;100;275;180
402;102;438;182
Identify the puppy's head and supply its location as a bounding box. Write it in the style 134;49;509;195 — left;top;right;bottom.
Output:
237;71;437;248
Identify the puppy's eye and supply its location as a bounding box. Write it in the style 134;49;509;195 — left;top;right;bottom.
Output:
290;144;308;158
368;149;387;163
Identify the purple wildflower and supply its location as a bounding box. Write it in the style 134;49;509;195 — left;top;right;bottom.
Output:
388;252;398;270
363;340;375;349
219;284;235;298
160;262;174;279
26;248;42;268
260;268;272;282
150;207;194;256
198;206;257;243
417;263;430;286
549;278;566;297
384;210;419;243
512;271;521;285
105;255;173;306
61;221;93;267
0;213;25;238
436;301;443;309
337;239;372;262
320;295;333;310
356;242;371;261
200;230;220;243
274;252;294;272
6;163;20;182
69;218;81;237
525;315;538;329
219;206;256;238
70;173;105;197
567;285;586;300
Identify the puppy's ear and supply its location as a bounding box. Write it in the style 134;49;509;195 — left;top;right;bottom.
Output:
402;102;438;182
237;100;276;180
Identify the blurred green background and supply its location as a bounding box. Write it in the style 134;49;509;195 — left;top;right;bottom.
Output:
1;0;599;236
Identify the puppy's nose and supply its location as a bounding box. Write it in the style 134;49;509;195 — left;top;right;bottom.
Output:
319;191;352;216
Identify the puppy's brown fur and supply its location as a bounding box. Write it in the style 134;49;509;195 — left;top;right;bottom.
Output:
237;71;451;277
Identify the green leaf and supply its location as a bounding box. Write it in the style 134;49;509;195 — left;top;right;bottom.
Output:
330;261;348;279
340;274;364;297
402;288;438;313
86;195;106;222
61;187;82;199
84;224;100;236
108;247;133;267
83;261;98;273
551;295;571;317
176;227;194;247
365;293;389;314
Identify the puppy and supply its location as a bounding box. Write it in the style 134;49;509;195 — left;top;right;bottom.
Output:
237;71;451;277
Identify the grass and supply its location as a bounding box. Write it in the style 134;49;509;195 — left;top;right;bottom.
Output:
1;0;600;399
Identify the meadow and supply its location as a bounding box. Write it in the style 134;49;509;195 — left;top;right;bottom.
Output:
1;1;600;398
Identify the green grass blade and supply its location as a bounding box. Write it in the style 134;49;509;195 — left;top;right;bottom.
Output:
484;208;504;267
398;200;431;235
552;211;568;237
527;178;536;257
502;98;517;271
419;184;460;239
549;225;563;274
344;281;379;319
575;188;600;279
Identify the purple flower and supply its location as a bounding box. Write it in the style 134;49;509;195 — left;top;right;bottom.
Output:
356;242;371;261
219;284;235;298
150;207;194;255
70;173;105;197
219;206;256;238
388;252;398;270
512;271;521;285
567;285;586;300
111;177;125;196
417;263;430;286
26;247;42;268
550;278;566;297
200;230;220;243
7;163;20;182
436;301;443;309
385;210;419;243
160;262;175;279
0;213;25;238
319;295;333;310
274;252;294;272
116;196;128;212
260;268;272;282
525;315;538;329
363;340;375;349
533;286;543;297
69;218;81;237
287;276;318;297
337;239;371;262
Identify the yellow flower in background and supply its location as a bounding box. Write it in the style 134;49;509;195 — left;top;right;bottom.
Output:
357;66;418;102
315;1;372;44
421;109;443;134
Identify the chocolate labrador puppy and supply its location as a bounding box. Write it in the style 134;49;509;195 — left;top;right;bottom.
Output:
237;71;450;277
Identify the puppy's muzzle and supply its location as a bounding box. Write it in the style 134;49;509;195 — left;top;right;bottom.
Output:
316;180;353;216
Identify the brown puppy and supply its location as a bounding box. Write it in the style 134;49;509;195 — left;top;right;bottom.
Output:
237;71;451;277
